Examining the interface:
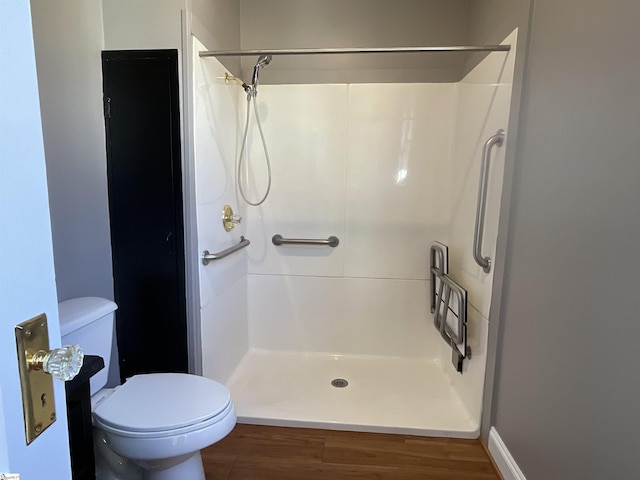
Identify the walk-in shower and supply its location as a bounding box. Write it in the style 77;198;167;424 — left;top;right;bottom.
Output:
193;30;518;438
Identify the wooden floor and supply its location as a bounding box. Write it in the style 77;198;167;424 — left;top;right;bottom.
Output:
202;424;501;480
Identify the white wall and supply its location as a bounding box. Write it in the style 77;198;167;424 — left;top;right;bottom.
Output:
0;0;71;476
193;38;249;383
242;83;456;357
30;0;114;303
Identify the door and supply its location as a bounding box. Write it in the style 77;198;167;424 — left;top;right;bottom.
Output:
0;0;71;476
102;50;188;380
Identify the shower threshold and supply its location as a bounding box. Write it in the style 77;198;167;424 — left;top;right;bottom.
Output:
226;349;478;438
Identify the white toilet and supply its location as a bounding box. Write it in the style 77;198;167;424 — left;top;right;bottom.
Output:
59;297;236;480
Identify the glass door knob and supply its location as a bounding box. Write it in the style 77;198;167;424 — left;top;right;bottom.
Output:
29;344;84;381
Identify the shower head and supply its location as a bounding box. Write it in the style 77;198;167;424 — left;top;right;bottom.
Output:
255;55;272;68
251;55;273;97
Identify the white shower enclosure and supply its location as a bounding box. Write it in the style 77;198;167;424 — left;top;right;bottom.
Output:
192;30;517;438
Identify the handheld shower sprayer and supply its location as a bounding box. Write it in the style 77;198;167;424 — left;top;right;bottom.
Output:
244;55;272;98
237;55;273;206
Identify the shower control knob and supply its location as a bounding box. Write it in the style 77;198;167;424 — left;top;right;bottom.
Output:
222;204;242;231
29;344;84;381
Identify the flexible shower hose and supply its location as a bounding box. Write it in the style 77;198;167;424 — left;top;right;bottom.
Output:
237;95;272;206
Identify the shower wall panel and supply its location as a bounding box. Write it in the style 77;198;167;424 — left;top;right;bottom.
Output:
345;84;454;280
243;85;348;277
440;30;517;421
248;276;439;357
193;38;249;382
437;304;490;423
447;30;517;321
244;83;456;358
201;275;248;382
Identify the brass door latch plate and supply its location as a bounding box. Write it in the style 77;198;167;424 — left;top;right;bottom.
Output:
15;314;56;444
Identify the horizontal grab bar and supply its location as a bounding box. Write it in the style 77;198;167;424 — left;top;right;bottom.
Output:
202;236;250;265
272;234;339;247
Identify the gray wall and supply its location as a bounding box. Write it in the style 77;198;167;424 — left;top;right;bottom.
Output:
464;0;530;75
239;0;469;83
102;0;240;51
467;0;529;46
490;1;640;478
192;0;241;72
32;0;240;379
30;0;241;304
103;0;184;50
193;0;240;49
30;0;114;302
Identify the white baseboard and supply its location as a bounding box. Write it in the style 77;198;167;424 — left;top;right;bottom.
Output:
488;427;527;480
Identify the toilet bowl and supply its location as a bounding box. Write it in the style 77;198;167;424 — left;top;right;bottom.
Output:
93;373;236;480
59;297;237;480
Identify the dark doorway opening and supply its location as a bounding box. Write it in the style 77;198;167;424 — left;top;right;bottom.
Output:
102;50;188;380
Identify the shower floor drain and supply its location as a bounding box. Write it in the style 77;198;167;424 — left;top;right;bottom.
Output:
331;378;349;388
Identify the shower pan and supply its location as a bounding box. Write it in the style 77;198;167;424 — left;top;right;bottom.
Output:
192;29;518;438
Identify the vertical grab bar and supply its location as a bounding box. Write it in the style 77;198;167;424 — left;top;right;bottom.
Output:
473;129;505;273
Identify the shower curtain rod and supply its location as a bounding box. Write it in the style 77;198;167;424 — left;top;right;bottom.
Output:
198;45;510;57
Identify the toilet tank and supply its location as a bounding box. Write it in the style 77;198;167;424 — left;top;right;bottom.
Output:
59;297;118;395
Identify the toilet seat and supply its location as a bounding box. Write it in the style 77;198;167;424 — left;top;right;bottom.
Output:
94;401;234;439
94;373;232;437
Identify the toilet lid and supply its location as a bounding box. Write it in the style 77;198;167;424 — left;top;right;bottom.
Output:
94;373;231;433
